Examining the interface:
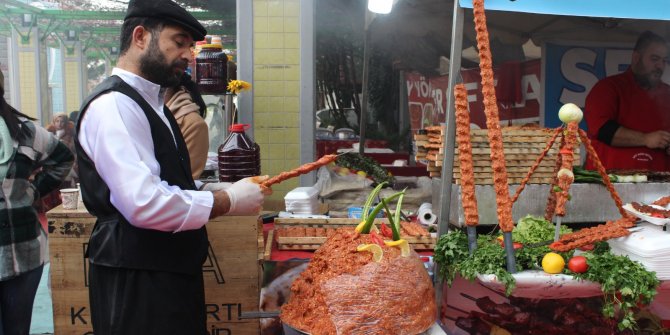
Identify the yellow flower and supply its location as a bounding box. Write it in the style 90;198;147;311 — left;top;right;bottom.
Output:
227;80;252;94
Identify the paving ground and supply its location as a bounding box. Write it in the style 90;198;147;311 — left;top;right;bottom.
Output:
30;263;54;335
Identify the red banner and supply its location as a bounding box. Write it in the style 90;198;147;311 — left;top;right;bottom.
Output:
405;59;541;131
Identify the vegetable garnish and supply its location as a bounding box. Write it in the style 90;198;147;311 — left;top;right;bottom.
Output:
384;239;410;257
357;244;383;262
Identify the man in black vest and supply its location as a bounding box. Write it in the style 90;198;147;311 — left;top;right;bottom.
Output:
74;1;271;334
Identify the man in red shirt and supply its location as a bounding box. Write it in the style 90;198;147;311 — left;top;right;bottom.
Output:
585;31;670;171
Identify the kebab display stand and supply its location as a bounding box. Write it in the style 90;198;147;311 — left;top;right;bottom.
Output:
46;205;265;335
433;1;670;333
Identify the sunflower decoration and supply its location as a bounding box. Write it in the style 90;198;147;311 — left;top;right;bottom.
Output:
227;80;252;94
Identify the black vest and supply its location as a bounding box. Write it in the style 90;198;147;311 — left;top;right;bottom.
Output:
74;76;208;274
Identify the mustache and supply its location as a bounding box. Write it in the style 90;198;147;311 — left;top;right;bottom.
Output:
173;60;189;69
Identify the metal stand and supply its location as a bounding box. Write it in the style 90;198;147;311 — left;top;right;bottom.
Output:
554;216;562;241
503;232;517;273
467;226;478;254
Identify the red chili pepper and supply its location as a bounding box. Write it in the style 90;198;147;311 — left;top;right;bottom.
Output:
369;231;385;246
380;223;393;239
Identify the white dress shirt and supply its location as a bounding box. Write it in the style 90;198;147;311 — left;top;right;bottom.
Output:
78;68;213;232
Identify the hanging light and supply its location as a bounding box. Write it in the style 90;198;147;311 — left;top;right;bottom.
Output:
367;0;393;14
22;13;33;27
67;30;77;41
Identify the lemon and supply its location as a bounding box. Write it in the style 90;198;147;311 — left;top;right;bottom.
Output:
384;239;411;257
542;252;565;274
357;244;383;262
338;167;350;176
356;170;367;178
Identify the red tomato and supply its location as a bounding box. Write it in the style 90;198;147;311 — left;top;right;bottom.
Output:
380;223;393;239
567;255;589;273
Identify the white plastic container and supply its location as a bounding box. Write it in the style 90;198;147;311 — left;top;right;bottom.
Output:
285;186;320;214
608;222;670;280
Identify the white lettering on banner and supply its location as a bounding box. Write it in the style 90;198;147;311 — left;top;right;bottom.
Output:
515;74;541;108
406;76;431;98
559;48;599;107
431;88;445;116
420;79;430;97
406;80;418;97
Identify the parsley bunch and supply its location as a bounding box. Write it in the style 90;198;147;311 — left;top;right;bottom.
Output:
574;252;659;331
434;231;515;295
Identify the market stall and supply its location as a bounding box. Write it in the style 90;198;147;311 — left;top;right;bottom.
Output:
430;1;670;334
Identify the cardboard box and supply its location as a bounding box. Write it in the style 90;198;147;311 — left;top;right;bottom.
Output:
47;206;263;335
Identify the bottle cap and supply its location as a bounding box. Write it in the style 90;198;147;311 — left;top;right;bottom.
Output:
229;124;251;132
200;44;222;50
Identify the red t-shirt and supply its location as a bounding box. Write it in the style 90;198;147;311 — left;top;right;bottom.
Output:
584;69;670;171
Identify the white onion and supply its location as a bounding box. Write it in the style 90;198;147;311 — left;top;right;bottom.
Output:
557;168;574;181
558;103;583;123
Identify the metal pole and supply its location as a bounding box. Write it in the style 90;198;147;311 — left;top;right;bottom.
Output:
434;0;464;316
358;11;372;155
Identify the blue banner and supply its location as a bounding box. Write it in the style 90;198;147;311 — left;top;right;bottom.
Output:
543;43;632;128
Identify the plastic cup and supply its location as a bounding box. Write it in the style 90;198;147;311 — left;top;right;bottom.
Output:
60;188;79;210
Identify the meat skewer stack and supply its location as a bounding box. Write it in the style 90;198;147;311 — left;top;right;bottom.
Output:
552;121;579;241
547;129;635;252
471;0;516;272
454;83;480;253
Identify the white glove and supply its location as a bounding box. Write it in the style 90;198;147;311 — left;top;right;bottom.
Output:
223;177;267;215
201;182;233;192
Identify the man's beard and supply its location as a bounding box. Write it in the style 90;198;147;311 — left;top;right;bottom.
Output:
633;62;663;89
139;37;186;87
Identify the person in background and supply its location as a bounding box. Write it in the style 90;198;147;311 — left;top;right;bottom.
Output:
46;112;77;188
0;68;74;335
46;112;76;154
74;0;270;334
165;73;209;179
585;30;670;171
68;110;79;124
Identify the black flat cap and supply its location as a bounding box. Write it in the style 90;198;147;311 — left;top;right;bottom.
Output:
124;0;207;41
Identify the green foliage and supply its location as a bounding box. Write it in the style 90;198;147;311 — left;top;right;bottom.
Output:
433;230;470;285
513;215;572;244
574;252;659;331
433;215;661;331
336;152;395;186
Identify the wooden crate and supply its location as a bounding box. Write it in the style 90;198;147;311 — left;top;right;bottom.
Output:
47;205;264;335
274;218;435;251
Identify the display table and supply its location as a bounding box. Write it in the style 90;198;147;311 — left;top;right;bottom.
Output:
46;205;264;335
